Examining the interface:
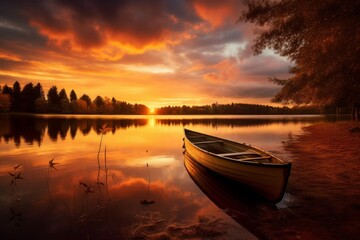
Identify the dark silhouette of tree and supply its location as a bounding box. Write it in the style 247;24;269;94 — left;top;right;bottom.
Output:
0;80;326;115
34;83;47;113
103;96;113;113
240;0;360;115
2;84;13;95
70;89;77;102
34;83;44;99
47;86;61;113
112;101;146;114
79;94;91;109
0;93;11;112
59;89;68;100
94;95;105;113
133;104;149;114
69;90;77;113
59;88;70;113
94;96;104;107
156;102;322;115
111;97;117;112
35;97;47;113
20;83;37;112
11;81;21;112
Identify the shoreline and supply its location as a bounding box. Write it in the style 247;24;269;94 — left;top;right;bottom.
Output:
276;121;360;239
2;112;329;116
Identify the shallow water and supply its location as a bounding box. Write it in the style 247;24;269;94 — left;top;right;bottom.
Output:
0;114;335;239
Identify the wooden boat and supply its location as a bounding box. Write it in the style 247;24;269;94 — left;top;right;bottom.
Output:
183;128;291;203
184;153;265;239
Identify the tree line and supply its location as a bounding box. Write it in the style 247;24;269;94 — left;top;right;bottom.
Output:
0;81;338;115
0;81;149;114
155;103;331;115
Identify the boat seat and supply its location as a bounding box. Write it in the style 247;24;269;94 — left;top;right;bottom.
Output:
240;156;272;162
193;140;223;145
218;151;259;157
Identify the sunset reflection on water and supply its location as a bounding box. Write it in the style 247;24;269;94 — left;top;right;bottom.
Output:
0;114;330;239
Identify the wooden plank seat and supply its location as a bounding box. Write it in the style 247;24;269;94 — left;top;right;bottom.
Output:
193;140;223;144
239;156;272;162
218;151;259;157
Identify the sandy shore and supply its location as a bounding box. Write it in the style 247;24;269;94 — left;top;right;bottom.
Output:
273;121;360;239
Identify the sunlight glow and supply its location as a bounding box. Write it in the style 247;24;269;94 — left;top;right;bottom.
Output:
149;108;156;114
128;155;177;167
222;43;244;57
0;1;293;107
121;64;175;74
148;116;156;127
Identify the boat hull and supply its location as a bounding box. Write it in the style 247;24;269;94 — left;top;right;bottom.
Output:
184;129;291;203
184;153;266;238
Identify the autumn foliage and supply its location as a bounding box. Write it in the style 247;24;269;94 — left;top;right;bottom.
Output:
240;0;360;108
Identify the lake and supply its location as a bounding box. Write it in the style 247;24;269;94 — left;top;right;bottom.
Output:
0;114;335;239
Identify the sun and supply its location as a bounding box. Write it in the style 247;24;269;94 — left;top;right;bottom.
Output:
149;108;156;114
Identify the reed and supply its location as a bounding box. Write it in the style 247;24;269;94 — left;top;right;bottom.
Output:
97;123;112;169
140;162;155;205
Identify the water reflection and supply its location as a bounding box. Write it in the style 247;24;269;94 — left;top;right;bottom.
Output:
157;116;326;127
0;114;148;146
0;164;226;239
0;114;334;147
184;153;292;239
0;122;246;239
0;114;339;239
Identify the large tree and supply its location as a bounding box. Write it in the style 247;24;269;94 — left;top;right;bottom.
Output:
70;89;77;102
11;81;21;112
94;95;105;113
240;0;360;112
59;88;70;113
79;94;92;108
1;85;13;95
20;82;36;112
47;86;61;113
34;82;44;99
59;89;69;102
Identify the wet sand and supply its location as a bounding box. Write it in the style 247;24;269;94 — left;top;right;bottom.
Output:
275;121;360;239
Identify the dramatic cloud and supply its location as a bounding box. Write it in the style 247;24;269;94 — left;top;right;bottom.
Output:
204;58;239;83
19;0;203;58
0;0;292;107
193;0;243;28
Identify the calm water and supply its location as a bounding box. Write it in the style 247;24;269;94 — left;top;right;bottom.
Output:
0;114;334;239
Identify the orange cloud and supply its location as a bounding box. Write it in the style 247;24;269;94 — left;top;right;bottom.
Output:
0;51;22;62
204;58;239;83
0;0;292;106
193;0;242;28
25;0;199;60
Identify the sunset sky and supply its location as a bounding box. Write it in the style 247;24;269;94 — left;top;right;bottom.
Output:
0;0;292;109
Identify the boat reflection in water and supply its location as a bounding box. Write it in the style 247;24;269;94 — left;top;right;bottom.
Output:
184;152;276;239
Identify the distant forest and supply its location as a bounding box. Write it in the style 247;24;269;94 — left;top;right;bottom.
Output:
0;81;149;114
1;81;335;115
155;103;327;115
